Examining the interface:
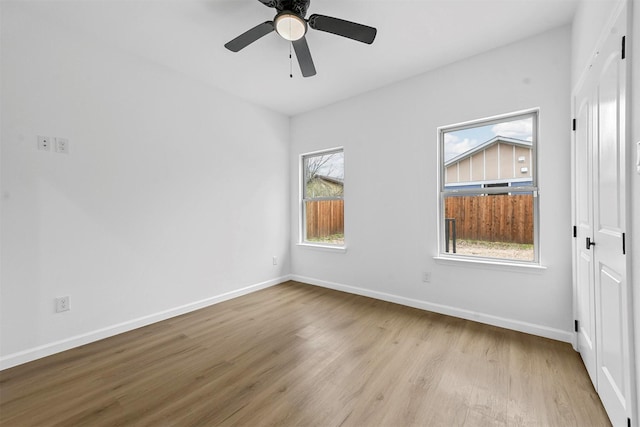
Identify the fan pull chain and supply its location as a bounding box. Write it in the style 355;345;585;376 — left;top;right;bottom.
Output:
289;43;293;78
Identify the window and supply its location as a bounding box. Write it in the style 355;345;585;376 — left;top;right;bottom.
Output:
301;148;344;247
439;110;538;263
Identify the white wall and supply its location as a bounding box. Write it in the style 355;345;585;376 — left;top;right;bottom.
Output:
572;0;627;84
0;4;290;368
290;27;573;340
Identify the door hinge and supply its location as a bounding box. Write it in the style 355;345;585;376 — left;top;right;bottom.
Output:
572;118;576;131
573;225;577;238
628;417;631;427
574;320;579;332
622;36;626;59
622;232;626;254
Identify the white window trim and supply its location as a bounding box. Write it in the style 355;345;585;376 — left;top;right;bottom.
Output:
299;147;345;249
297;242;348;253
436;108;541;266
433;254;547;272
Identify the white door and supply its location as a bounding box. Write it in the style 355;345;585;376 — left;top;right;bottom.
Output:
574;88;597;386
592;8;632;425
573;5;633;427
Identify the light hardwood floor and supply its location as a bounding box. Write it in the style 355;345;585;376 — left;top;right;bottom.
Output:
0;281;610;426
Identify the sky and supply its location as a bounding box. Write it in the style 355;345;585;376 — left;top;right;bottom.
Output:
444;117;533;162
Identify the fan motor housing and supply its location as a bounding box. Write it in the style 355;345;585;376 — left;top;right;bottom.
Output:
273;0;310;17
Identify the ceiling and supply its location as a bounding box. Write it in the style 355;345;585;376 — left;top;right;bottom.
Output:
16;0;579;116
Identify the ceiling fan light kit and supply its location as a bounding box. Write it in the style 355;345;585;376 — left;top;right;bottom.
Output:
224;0;377;78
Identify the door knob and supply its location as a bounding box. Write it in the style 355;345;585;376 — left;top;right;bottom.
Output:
586;237;596;250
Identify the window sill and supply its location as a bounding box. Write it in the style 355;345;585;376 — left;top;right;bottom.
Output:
297;243;347;253
433;255;547;272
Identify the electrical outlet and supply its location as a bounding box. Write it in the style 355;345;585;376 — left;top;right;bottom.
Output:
273;256;278;265
55;137;69;154
37;135;51;151
55;296;70;313
422;272;431;283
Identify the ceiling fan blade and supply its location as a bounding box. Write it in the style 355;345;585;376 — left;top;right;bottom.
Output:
224;21;274;52
257;0;276;8
308;14;377;44
292;37;316;77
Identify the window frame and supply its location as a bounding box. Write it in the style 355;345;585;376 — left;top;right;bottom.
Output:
437;109;540;265
299;147;345;250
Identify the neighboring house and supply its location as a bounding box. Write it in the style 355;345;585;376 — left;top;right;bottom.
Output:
306;174;344;197
444;136;532;190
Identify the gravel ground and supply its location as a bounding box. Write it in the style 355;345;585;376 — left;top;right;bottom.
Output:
307;234;344;245
449;239;534;261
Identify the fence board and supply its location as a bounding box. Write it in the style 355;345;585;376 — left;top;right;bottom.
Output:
445;194;533;244
306;200;344;239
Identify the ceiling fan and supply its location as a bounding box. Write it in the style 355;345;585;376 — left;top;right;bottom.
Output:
224;0;377;77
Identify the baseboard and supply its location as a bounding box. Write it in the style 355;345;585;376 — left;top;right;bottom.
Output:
290;274;573;344
0;275;291;371
2;274;573;371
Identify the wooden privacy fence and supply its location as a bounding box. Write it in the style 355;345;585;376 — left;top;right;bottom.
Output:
306;200;344;238
445;194;534;244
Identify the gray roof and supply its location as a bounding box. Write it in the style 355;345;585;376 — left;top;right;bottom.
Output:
315;175;344;186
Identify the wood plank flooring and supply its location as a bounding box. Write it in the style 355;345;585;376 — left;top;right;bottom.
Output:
0;281;610;426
